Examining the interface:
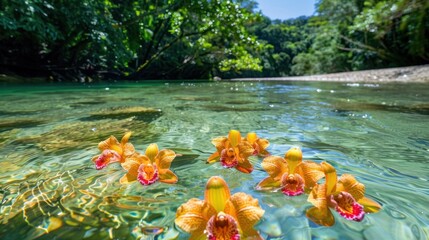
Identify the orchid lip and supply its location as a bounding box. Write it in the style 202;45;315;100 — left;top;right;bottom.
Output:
206;212;240;240
336;202;365;222
282;188;304;196
137;164;159;185
95;150;121;170
95;156;107;170
220;149;238;168
331;192;366;222
220;160;238;168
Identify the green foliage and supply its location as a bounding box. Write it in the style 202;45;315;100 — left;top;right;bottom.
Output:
1;0;428;80
0;0;264;79
292;0;429;75
232;16;313;77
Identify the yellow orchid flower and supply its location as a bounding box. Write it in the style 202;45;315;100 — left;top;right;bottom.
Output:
175;176;265;239
91;132;135;170
119;143;178;185
256;147;324;196
244;132;270;157
306;161;382;226
207;130;255;173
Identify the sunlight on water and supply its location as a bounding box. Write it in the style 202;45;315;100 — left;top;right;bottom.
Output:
0;81;428;239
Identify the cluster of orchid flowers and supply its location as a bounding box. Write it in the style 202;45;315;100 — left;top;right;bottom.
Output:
91;132;178;185
92;130;382;239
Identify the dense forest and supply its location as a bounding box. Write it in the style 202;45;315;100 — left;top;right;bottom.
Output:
1;0;428;81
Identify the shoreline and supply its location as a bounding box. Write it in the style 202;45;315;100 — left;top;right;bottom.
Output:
231;64;429;83
2;64;429;84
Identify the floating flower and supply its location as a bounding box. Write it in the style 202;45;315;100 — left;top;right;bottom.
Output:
175;176;264;239
256;147;324;196
119;143;178;185
207;130;255;173
306;161;382;226
244;132;270;157
92;132;135;170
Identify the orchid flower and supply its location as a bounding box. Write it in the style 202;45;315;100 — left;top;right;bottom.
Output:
119;143;178;185
207;130;255;173
256;147;324;196
306;161;382;226
175;176;265;240
244;132;270;157
92;132;135;170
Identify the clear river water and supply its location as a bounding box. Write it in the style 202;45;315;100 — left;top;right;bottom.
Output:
0;81;428;239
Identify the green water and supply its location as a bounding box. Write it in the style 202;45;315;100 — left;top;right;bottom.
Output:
0;81;428;239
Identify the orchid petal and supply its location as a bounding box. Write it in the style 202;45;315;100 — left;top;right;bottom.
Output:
155;149;176;170
255;177;281;190
307;184;328;211
261;156;288;180
119;172;137;184
358;197;382;213
256;138;270;156
145;143;159;162
98;136;121;153
126;154;150;165
337;174;365;201
236;158;253;173
120;131;132;145
121;160;140;177
306;183;336;226
211;137;228;152
228;130;241;147
205;176;231;213
122;143;135;158
296;161;324;191
246;132;258;144
321;162;337;195
238;141;255;158
189;233;207;240
207;151;220;164
175;198;216;237
159;169;178;184
306;206;335;227
285;147;302;174
224;192;264;236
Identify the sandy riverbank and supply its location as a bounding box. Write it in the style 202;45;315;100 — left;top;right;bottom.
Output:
232;64;429;83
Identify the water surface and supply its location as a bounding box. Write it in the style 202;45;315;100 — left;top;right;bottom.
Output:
0;81;428;239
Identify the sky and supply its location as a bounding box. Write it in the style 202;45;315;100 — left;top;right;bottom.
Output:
256;0;316;20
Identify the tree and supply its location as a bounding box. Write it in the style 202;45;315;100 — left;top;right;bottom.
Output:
0;0;264;80
291;0;429;75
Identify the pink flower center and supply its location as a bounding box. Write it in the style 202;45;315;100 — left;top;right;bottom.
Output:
206;212;240;240
95;150;121;170
220;148;238;168
137;164;159;185
331;192;365;222
281;173;304;196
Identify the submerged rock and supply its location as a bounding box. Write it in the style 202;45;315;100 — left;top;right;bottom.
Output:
69;100;107;108
14;118;160;152
83;106;162;122
204;104;267;112
334;102;429;115
0;118;46;131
